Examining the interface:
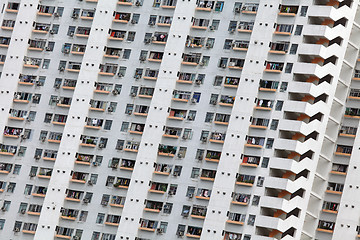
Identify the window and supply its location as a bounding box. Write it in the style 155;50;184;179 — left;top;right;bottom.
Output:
92;232;100;240
7;182;16;193
211;19;220;30
51;24;60;34
132;13;140;23
123;49;131;59
13;165;21;175
163;203;173;214
186;186;195;197
214;1;224;11
104;120;112;130
187;110;196;121
275;101;284;111
248;215;256;226
257;177;264;187
285;63;293;73
224;39;233;50
127;31;136;41
195;149;205;160
56;7;64;16
24;184;33;195
205;112;214;123
261;157;269;168
300;6;308;16
121;122;129;132
79;211;88;222
115;140;124;150
280;82;288;92
3;201;10;211
0;219;4;230
19;203;27;213
191;168;200;178
213;76;223;86
265;138;274;149
89;174;98;185
270;120;279;130
289;44;298;54
294;25;303;35
18;146;27;157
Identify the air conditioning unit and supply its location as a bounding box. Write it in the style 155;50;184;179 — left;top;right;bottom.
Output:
188;193;194;198
64;49;70;54
14;227;20;232
35;80;42;86
101;201;108;206
107;107;114;112
139;56;146;61
135;1;141;6
126;110;132;115
112;89;119;95
187;115;193;121
1;207;6;212
173;171;180;176
45;47;51;51
49;30;55;34
198;156;203;161
182;135;188;140
144;38;151;44
73;236;80;240
20;209;26;214
54;83;61;89
149;21;155;26
72;13;79;19
157;228;164;234
177;231;184;237
118;73;124;77
130;92;137;97
93;162;99;166
41;137;46;142
209;26;215;30
195;79;201;85
83;198;90;203
201;137;207;142
177;153;183;158
88;180;93;185
59;67;65;72
34;155;40;160
111;164;118;169
135;75;141;80
199;61;204;66
230;28;235;33
235;7;241;13
54;12;60;17
131;19;137;24
191;98;197;103
69;32;74;37
210;100;217;105
99;143;105;148
29;172;36;177
221;64;226;68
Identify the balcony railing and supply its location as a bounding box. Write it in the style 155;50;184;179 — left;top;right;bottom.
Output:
232;193;251;205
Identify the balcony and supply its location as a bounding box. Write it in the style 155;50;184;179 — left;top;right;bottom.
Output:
209;132;226;144
89;100;107;111
238;21;254;33
163;127;182;138
23;57;41;68
162;0;177;8
118;0;133;5
52;114;67;125
32;186;47;197
326;182;344;195
186;36;205;48
71;44;86;55
224;232;242;240
6;3;19;13
139;219;158;232
65;190;83;202
154;163;172;175
148;51;163;62
259;80;279;92
186;226;202;238
71;172;87;184
80;136;98;148
66;62;81;72
218;95;235;107
0;144;17;156
182;53;201;65
345;107;360;118
334;145;352;157
75;153;93;165
60;208;78;221
196;0;214;11
80;10;95;20
28;40;46;51
330;164;347;175
172;90;191;102
250;118;269;129
214;113;230;125
55;227;73;239
269;41;289;54
236;174;255;186
75;27;91;37
2;20;15;30
157;16;172;27
274;24;293;35
227;213;245;225
264;62;284;73
149;182;168;194
255;99;274;110
3;126;22;138
191;18;209;30
110;196;125;207
278;5;298;16
129;123;144;135
168;109;186;120
152;32;168;44
120;159;135;170
339;126;357;138
99;64;117;76
85;118;103;129
114;177;130;189
124;141;140;152
43;150;57;161
245;136;265;148
204;150;221;163
134;105;149;116
224;77;240;88
104;48;122;58
38;5;55;16
241;3;258;14
94;82;112;94
33;23;50;34
38;168;52;179
114;12;131;23
105;214;121;226
27;204;42;216
109;30;126;40
232;40;249;51
317;220;335;233
241;155;260;167
177;72;196;84
228;58;244;70
191;205;207;219
48;132;62;144
144;200;163;212
62;79;77;90
232;193;250;205
195;188;211;200
0;37;10;47
138;87;154;98
200;169;216;181
158;144;176;157
322;201;339;214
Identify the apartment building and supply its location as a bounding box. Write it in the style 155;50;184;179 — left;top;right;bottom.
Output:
0;0;359;239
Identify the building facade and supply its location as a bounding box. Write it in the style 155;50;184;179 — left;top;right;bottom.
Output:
0;0;358;239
